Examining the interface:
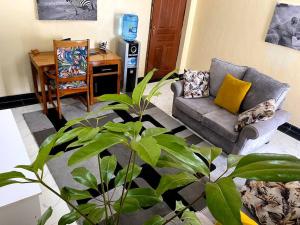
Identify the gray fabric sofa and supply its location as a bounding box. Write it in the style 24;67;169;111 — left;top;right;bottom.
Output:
171;58;290;154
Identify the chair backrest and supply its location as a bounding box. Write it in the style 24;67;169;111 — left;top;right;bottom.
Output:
53;39;90;86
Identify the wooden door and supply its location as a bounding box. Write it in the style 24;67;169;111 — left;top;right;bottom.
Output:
145;0;187;80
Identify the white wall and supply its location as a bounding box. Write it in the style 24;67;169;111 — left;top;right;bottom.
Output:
0;0;152;97
186;0;300;126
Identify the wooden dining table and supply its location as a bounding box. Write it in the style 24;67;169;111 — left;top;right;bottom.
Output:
29;49;122;114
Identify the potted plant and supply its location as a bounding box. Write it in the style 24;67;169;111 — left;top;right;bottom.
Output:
1;69;300;225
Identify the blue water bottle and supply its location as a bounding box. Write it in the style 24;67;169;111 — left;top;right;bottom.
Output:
122;14;139;42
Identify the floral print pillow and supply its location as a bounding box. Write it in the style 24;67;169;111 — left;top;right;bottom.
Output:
241;180;300;225
234;99;275;132
183;69;210;98
57;47;88;78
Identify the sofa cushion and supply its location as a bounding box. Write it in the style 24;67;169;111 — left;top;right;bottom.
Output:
214;74;252;114
209;58;248;97
174;96;220;122
241;68;290;111
241;180;300;225
202;108;239;142
183;69;210;98
235;99;276;132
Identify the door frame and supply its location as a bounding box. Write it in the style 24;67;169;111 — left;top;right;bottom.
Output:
144;0;192;77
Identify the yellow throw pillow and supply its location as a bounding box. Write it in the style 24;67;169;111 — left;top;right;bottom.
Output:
215;211;258;225
214;74;251;114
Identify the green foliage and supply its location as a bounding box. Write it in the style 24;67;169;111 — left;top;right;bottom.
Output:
191;146;222;164
83;208;105;225
114;163;142;187
0;171;26;187
98;94;133;106
182;210;202;225
142;127;169;138
132;69;157;106
143;215;165;225
71;167;98;191
61;187;92;201
37;207;53;225
131;136;161;166
230;153;300;182
205;178;242;225
126;188;162;207
58;204;96;225
113;196;141;213
156;155;195;174
156;172;198;195
227;154;243;169
68;133;126;166
155;136;209;176
99;155;117;184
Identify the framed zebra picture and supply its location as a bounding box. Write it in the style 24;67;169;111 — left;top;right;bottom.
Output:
36;0;97;20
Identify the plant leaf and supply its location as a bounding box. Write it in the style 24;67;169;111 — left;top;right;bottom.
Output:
58;211;80;225
114;164;142;187
146;69;178;102
143;215;165;225
55;127;85;146
15;165;35;172
83;207;105;225
154;134;187;147
182;210;202;225
132;69;157;105
113;196;141;213
156;140;209;176
127;188;162;207
68;133;126;166
205;178;242;225
227;154;243;169
236;153;299;168
191;146;222;164
0;180;24;187
156;172;197;195
156;155;195;174
100;155;117;184
98;94;133;106
0;171;25;180
175;200;186;211
77;127;100;142
230;160;300;182
131;137;161;166
142;128;169;138
37;207;53;225
71;167;98;191
61;187;92;201
101;104;129;111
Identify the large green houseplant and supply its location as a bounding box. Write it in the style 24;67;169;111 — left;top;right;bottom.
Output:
1;69;300;225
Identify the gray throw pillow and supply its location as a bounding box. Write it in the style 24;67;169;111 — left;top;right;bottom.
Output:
209;58;248;97
183;69;210;98
241;180;300;225
241;68;290;111
234;99;275;132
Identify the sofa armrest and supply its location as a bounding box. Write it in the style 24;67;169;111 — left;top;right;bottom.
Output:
171;80;184;97
240;109;290;140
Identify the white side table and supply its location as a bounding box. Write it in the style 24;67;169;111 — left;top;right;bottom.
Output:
0;109;42;225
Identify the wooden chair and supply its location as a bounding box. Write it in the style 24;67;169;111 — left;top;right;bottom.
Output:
45;40;91;119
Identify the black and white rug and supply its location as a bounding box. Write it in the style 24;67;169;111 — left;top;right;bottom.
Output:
23;100;227;224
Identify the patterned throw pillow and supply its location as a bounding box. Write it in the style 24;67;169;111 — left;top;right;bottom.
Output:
234;99;275;132
241;180;300;225
183;69;210;98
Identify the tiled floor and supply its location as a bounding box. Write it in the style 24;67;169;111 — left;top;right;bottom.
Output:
9;82;300;224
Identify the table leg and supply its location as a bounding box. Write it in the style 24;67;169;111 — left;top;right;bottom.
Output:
30;62;39;98
38;68;48;114
117;61;121;94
